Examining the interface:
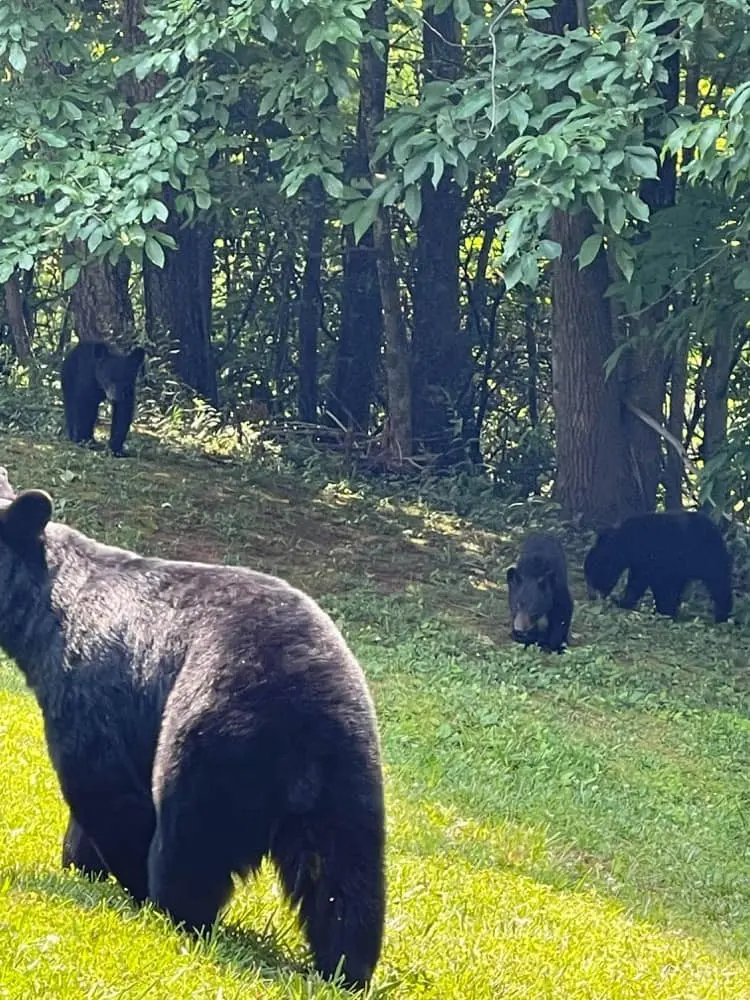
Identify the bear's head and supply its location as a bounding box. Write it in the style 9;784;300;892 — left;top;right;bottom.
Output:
583;527;620;598
0;468;53;559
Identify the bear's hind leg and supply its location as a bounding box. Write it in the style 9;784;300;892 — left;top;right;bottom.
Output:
148;774;265;932
652;578;684;619
272;806;385;990
618;568;648;609
704;571;732;623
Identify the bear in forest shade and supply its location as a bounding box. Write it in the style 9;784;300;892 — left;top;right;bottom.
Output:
506;533;573;652
61;340;145;456
584;510;732;623
0;468;385;990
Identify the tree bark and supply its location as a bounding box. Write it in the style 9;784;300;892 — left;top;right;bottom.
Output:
411;8;468;458
329;228;382;431
69;254;134;345
664;337;688;509
621;10;679;510
373;210;412;458
358;0;412;458
702;321;732;508
3;273;34;363
549;209;636;523
538;0;641;523
144;218;218;405
298;180;326;423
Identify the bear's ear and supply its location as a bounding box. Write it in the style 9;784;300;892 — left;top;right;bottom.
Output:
0;490;53;542
506;566;518;586
0;467;15;501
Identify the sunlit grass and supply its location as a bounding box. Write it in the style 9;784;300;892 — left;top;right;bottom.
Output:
0;434;749;997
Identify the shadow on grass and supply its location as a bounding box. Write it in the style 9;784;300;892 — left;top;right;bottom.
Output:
2;865;323;988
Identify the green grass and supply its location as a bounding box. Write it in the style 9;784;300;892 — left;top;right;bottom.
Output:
0;434;749;997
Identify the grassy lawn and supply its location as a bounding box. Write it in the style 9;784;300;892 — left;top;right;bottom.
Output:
0;433;749;998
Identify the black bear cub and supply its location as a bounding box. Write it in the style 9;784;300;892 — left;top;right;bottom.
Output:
507;533;573;652
0;468;385;990
61;340;145;456
584;510;732;623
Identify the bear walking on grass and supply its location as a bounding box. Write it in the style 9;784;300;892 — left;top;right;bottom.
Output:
0;468;385;990
506;533;573;652
584;510;732;623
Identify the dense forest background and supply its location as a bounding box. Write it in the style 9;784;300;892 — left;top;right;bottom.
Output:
2;0;750;529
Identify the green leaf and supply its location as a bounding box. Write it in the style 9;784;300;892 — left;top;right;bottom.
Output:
404;184;422;223
624;193;649;224
320;172;344;198
578;233;602;269
614;242;634;283
608;198;626;234
625;151;658;180
8;42;26;73
537;239;561;261
144;235;165;268
63;264;81;291
259;15;278;41
194;188;211;210
353;199;379;245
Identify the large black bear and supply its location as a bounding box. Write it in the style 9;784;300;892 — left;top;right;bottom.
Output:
584;510;732;623
0;468;385;989
61;340;145;456
506;533;573;652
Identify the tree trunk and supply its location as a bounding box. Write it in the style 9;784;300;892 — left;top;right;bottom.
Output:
373;210;412;458
358;0;412;459
3;273;34;363
69;254;134;344
411;8;468;459
621;11;679;510
550;209;637;524
298;180;326;423
330;230;381;432
144;213;218;406
538;0;641;523
664;337;688;509
702;322;732;508
524;295;538;427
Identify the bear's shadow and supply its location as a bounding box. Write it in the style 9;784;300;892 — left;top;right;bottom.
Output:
4;865;311;987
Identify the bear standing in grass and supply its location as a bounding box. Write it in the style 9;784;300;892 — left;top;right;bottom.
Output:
0;468;385;990
61;340;145;456
584;510;732;623
506;533;573;652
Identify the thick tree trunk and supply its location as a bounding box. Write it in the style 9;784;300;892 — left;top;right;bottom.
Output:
411;9;468;458
69;254;134;344
550;209;637;524
144;211;218;405
298;181;326;423
358;0;412;459
538;0;640;523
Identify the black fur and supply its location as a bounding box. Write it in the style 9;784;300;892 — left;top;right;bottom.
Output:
0;468;385;990
61;341;145;456
506;533;573;652
584;510;732;623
